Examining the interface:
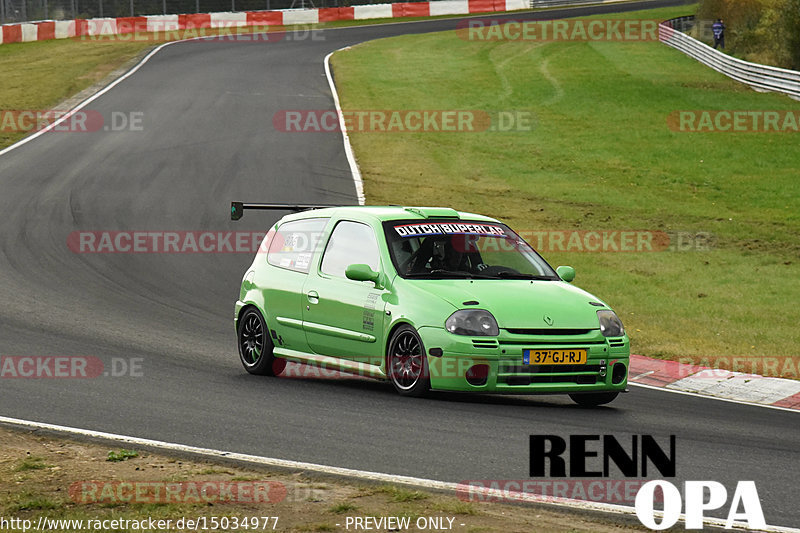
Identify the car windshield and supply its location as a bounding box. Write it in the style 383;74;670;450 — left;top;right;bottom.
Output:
383;219;560;280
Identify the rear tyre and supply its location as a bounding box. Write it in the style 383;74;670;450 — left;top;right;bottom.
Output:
569;392;619;407
387;325;430;397
237;307;284;376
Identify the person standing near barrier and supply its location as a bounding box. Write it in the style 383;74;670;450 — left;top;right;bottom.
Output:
712;19;725;49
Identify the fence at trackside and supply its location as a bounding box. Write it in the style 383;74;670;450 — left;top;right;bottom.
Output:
659;15;800;100
0;0;530;44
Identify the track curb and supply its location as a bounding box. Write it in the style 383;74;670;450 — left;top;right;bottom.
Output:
629;354;800;411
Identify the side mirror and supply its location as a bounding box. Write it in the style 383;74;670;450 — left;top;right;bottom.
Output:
556;265;575;282
345;264;380;283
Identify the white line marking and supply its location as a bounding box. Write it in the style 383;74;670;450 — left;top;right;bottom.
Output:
0;39;181;158
325;48;365;205
629;382;799;413
1;415;797;533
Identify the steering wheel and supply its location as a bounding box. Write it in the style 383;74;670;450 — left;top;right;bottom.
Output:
399;247;430;274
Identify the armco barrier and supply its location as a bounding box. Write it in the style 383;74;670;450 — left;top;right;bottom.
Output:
529;0;632;7
0;0;531;45
659;16;800;100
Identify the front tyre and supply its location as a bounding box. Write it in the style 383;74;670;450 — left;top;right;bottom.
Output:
237;307;284;376
387;325;430;397
569;392;619;407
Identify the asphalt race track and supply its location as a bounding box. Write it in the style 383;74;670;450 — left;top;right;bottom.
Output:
1;0;798;528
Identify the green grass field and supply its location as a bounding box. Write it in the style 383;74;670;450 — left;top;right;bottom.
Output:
330;4;800;368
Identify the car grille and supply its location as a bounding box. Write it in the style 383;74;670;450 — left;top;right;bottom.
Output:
498;328;606;346
505;328;594;336
472;339;499;349
497;362;604;386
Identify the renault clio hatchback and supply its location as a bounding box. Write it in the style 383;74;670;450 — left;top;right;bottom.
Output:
233;204;629;406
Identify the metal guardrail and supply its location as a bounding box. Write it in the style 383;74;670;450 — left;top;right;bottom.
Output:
660;16;800;100
529;0;628;7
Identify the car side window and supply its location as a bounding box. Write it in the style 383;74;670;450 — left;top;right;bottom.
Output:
320;221;380;278
267;218;329;274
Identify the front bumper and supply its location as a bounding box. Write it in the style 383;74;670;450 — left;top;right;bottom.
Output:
234;300;245;331
418;326;629;394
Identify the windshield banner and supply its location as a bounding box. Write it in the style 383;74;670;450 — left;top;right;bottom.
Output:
393;223;506;237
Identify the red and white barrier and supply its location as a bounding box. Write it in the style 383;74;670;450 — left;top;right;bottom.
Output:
283;8;319;25
353;4;394;19
430;0;470;16
0;0;529;45
54;20;75;39
209;12;248;28
147;15;180;32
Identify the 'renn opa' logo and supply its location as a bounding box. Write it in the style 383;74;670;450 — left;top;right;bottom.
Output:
529;435;766;529
529;435;676;478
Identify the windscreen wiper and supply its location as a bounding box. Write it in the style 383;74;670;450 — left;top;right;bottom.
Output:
493;272;557;280
406;270;494;279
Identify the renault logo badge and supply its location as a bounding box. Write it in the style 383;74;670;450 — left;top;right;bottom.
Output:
543;314;554;326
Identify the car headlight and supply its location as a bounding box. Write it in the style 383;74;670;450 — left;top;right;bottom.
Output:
597;310;625;337
445;309;499;336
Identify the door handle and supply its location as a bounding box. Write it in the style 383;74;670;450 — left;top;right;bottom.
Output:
307;291;319;304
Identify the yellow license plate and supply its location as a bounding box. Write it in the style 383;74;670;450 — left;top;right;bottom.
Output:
523;349;587;365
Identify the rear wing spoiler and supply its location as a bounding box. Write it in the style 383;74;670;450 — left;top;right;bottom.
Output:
231;202;342;221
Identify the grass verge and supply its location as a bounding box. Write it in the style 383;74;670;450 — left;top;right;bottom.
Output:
0;426;649;532
330;4;800;370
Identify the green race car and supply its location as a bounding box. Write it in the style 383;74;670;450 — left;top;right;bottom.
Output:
233;204;629;406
